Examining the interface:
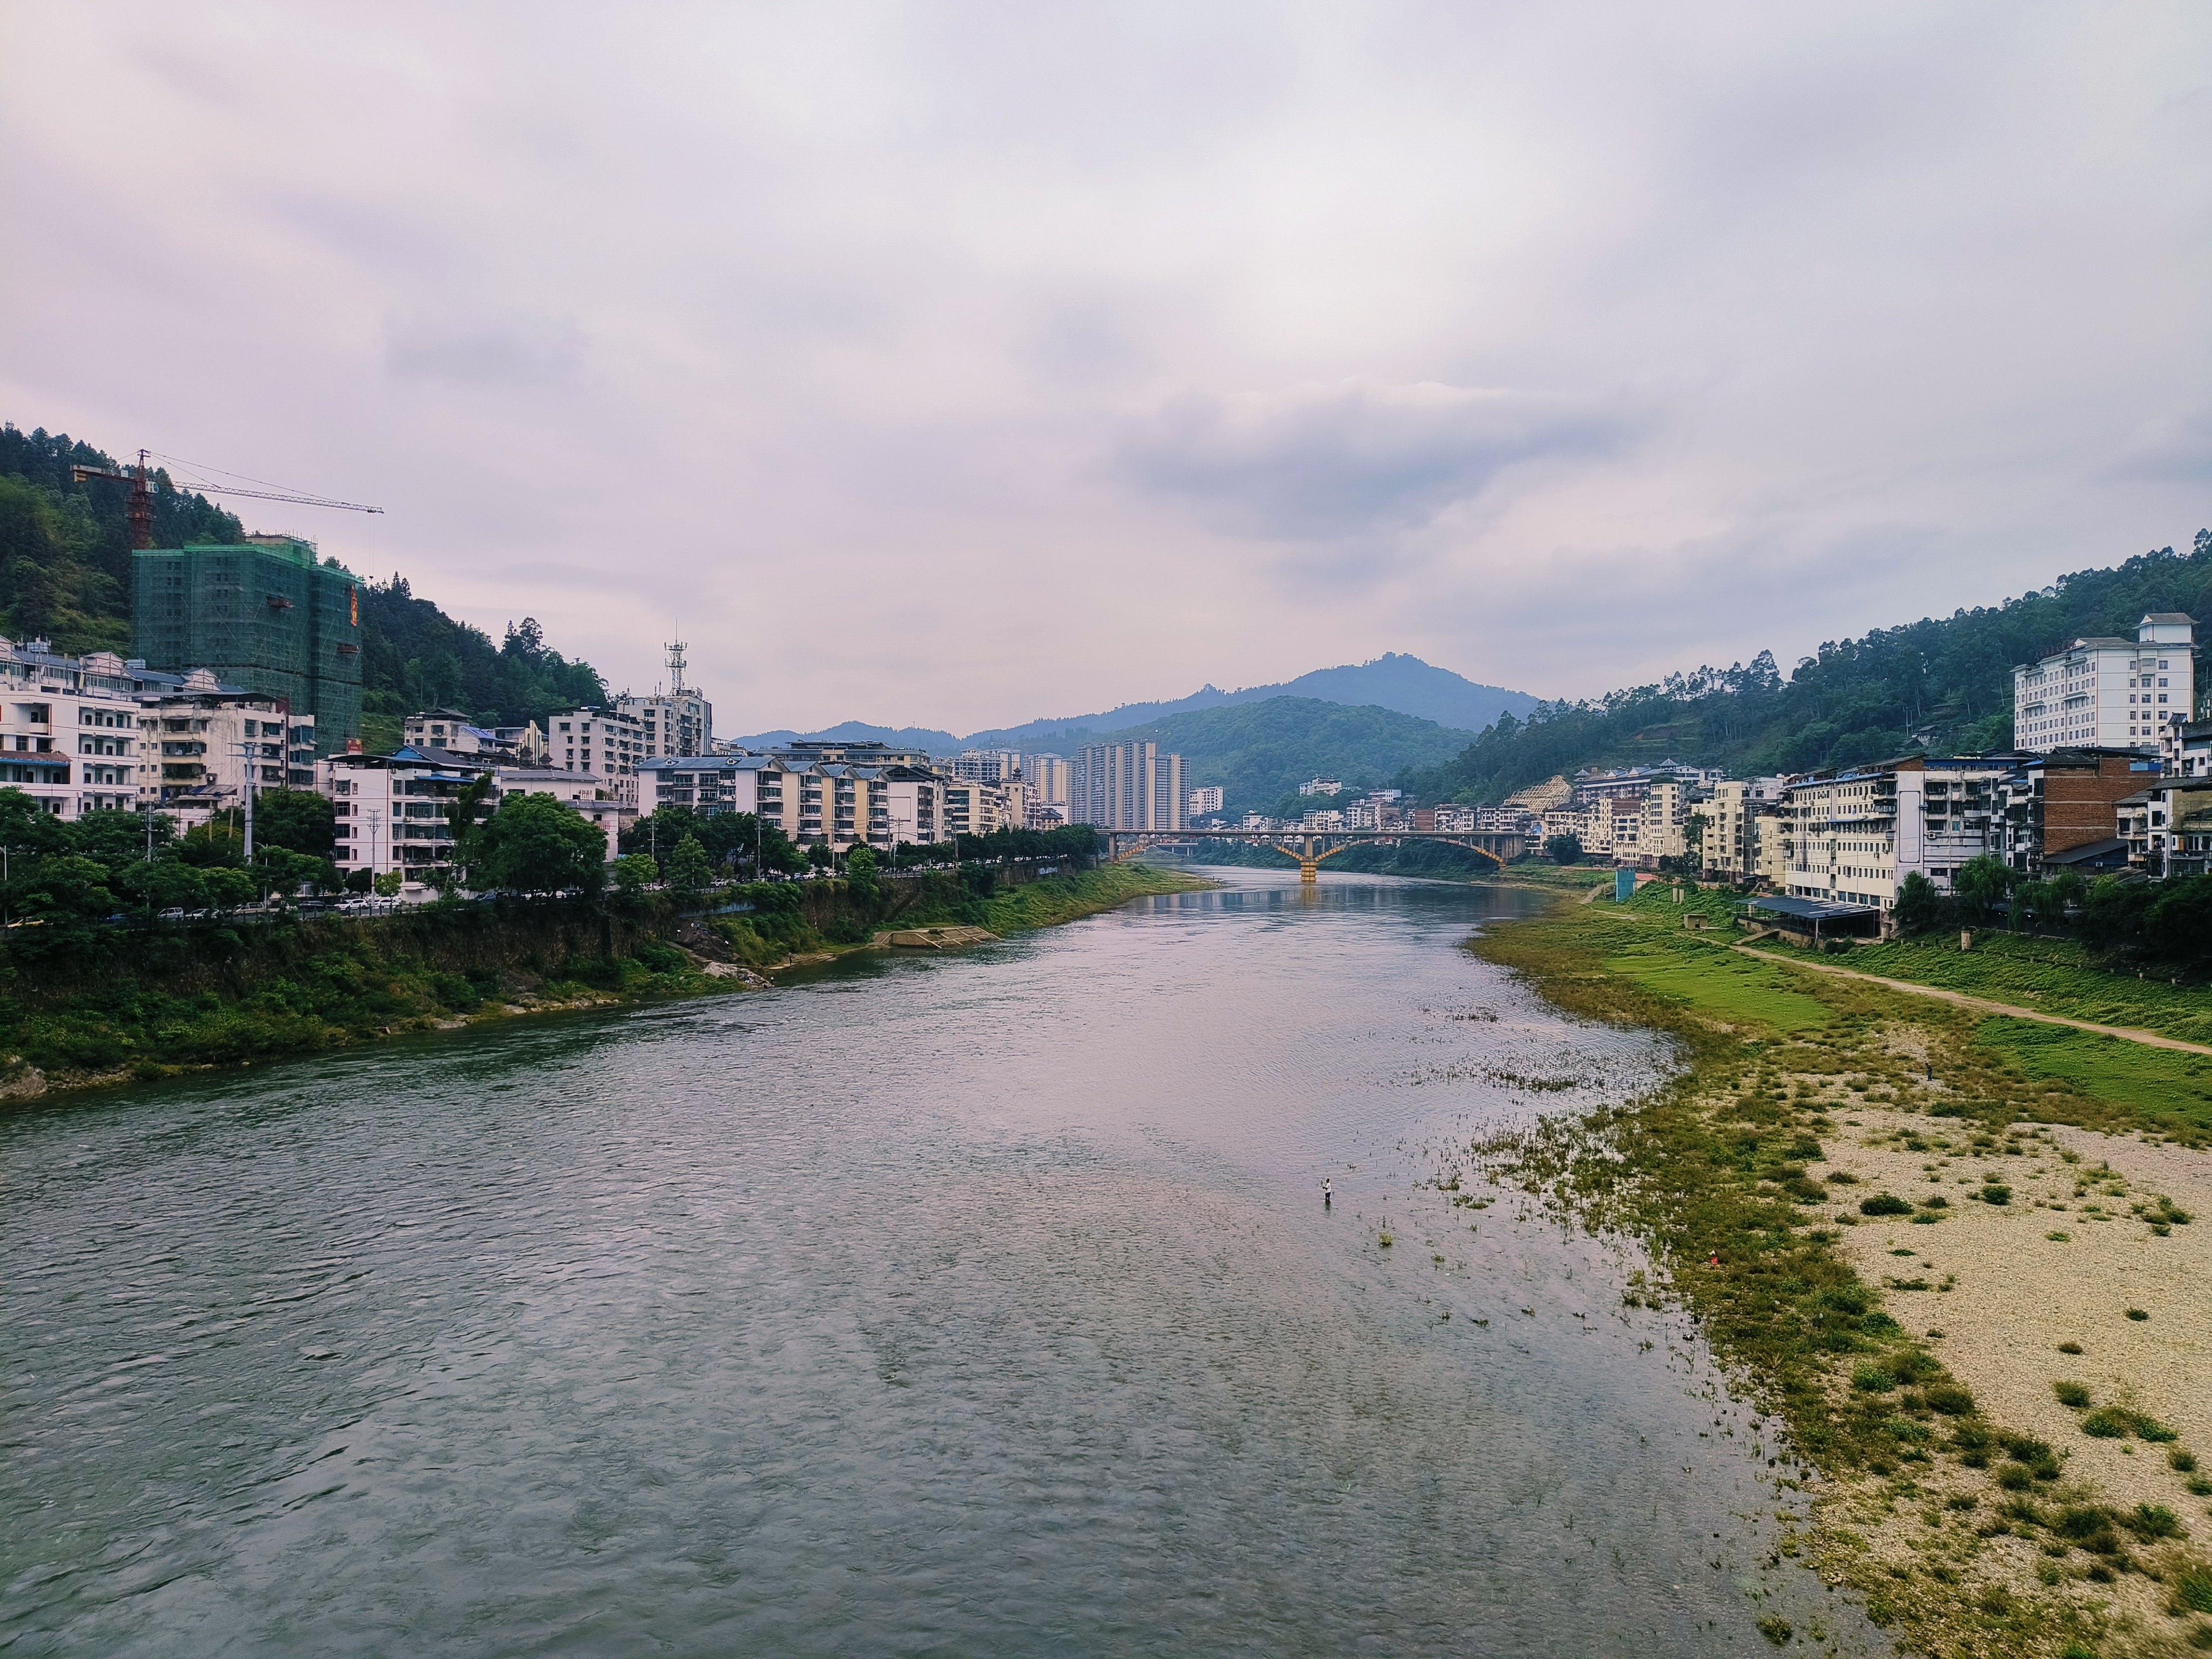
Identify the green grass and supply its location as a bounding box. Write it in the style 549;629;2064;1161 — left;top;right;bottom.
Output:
1823;933;2212;1047
1973;1017;2212;1138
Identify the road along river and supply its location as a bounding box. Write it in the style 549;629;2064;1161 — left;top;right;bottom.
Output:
3;869;1885;1656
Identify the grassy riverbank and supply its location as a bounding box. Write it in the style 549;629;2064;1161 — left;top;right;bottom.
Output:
2;864;1211;1103
1468;885;2212;1657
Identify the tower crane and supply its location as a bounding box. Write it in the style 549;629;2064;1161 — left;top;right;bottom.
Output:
70;449;382;549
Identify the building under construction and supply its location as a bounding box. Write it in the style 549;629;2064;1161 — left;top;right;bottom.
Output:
132;535;363;754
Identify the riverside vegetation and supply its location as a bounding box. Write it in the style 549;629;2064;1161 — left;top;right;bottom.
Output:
1467;876;2212;1658
0;796;1202;1097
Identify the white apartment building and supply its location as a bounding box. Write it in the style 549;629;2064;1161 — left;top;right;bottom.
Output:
618;690;713;760
1696;779;1790;884
1300;808;1346;831
635;754;949;851
0;639;148;818
402;710;544;763
1638;781;1692;861
1070;740;1187;832
1783;756;2013;912
940;778;1015;839
549;707;645;803
320;748;496;893
1023;753;1071;817
2013;613;2195;753
1298;777;1345;797
140;671;319;825
952;750;1022;784
2161;718;2212;781
1188;786;1224;818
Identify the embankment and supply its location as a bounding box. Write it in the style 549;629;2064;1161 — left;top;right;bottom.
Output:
1;862;1210;1102
1467;884;2212;1657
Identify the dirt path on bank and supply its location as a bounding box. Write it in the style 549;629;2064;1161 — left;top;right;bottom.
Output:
1734;945;2212;1058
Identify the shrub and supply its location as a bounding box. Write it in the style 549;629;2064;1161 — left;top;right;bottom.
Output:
2082;1408;2131;1438
631;941;689;976
2169;1564;2212;1614
1925;1384;1975;1415
2127;1307;2150;1320
2124;1503;2185;1541
2174;1451;2200;1474
1980;1184;2012;1205
2054;1381;2092;1409
1997;1464;2032;1491
1852;1363;1897;1393
1861;1193;1914;1216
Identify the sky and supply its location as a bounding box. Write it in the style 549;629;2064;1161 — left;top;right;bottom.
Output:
3;3;2208;736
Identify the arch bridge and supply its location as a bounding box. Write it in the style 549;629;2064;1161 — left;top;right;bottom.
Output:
1104;828;1527;883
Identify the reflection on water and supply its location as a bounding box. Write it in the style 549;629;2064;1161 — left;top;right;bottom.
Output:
2;871;1884;1656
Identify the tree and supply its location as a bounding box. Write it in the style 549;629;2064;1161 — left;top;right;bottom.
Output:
1953;855;2015;927
1891;871;1948;936
112;858;208;914
254;846;336;901
612;853;658;895
806;842;834;873
69;807;172;866
664;834;713;900
178;820;246;867
201;866;259;908
7;854;118;921
253;790;338;860
1545;833;1582;865
474;792;606;896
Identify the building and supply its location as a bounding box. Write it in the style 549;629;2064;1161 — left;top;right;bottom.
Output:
548;707;645;803
493;765;633;861
940;778;1013;839
319;746;497;893
773;739;935;767
1070;740;1186;832
613;642;713;760
132;535;363;754
1188;786;1224;818
1299;808;1346;831
1637;780;1694;862
2161;718;2212;781
140;669;320;824
1696;778;1789;884
2012;613;2196;754
1298;777;1344;797
1994;749;2162;876
0;638;151;818
952;750;1022;784
1782;756;2020;913
1023;753;1071;818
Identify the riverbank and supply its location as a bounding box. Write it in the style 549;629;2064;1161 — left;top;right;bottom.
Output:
1;864;1211;1104
1467;883;2212;1658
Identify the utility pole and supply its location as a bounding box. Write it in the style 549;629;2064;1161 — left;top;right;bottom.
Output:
234;741;258;860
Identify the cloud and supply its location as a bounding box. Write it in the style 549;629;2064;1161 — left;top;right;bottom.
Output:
1114;379;1647;540
383;309;583;388
2103;407;2212;485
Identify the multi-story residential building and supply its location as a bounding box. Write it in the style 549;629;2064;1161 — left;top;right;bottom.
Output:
2013;613;2196;754
940;779;1014;839
140;670;320;824
1070;740;1186;831
618;690;713;760
1188;786;1224;818
132;535;364;753
1300;808;1346;831
951;749;1022;784
401;711;548;765
635;754;948;851
320;746;496;892
1994;748;2161;876
1638;781;1692;861
0;639;151;818
549;707;645;802
876;767;945;847
2161;718;2212;781
1023;753;1071;819
1783;756;2019;912
1298;778;1344;797
773;739;935;768
636;754;781;818
1696;778;1789;884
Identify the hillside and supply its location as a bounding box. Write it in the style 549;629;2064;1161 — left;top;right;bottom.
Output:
0;423;606;740
1049;697;1471;815
961;652;1534;748
1406;531;2212;805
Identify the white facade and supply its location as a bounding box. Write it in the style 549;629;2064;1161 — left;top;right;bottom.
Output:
2013;613;2195;754
1023;753;1071;816
618;690;713;760
319;748;493;893
1070;740;1187;831
952;749;1022;784
1783;757;2012;912
1188;786;1224;817
1298;777;1344;797
0;644;145;818
548;707;645;803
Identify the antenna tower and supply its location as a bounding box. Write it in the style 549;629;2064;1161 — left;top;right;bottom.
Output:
665;639;688;695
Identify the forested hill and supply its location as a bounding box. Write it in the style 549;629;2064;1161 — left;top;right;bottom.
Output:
0;423;605;738
1406;531;2212;806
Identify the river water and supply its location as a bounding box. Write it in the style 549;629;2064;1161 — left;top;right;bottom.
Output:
3;870;1883;1656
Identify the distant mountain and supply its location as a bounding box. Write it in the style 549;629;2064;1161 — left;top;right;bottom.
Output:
960;653;1534;750
720;719;962;754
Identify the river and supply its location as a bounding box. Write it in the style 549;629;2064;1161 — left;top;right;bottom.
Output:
3;869;1884;1656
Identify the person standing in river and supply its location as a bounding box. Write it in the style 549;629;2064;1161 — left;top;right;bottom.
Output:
1322;1178;1332;1208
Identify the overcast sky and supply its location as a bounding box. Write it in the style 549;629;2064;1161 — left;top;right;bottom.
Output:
4;4;2208;734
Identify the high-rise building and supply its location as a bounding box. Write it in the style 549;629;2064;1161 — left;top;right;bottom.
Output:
2013;613;2195;753
617;640;714;759
1070;740;1186;831
1188;786;1224;817
132;536;363;755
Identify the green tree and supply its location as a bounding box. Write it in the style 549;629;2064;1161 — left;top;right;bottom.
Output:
9;855;119;921
252;790;338;860
0;787;70;860
201;866;259;908
612;853;658;895
664;834;713;900
1891;871;1948;936
1953;855;2016;927
112;858;208;914
373;869;404;898
474;792;606;896
1545;833;1582;865
178;820;247;868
